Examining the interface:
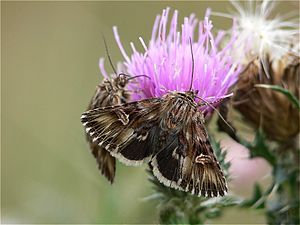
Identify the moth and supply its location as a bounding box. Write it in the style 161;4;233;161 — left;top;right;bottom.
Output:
84;37;148;183
81;90;228;197
85;73;131;183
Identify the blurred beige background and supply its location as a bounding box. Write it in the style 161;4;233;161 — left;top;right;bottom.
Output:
2;1;298;224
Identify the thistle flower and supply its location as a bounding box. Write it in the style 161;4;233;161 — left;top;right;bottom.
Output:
214;0;299;72
112;7;240;114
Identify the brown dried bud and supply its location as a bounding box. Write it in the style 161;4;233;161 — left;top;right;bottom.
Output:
233;56;299;142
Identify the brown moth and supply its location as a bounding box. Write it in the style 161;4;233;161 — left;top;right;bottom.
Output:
84;37;149;183
81;90;228;197
85;74;131;183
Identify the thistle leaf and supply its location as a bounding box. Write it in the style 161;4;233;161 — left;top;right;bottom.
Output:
241;183;265;209
241;129;276;166
210;137;231;178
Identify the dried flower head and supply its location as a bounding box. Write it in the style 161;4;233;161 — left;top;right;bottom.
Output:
214;0;299;72
233;53;299;142
112;7;240;114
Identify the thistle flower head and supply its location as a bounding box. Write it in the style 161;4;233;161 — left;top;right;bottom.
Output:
215;0;299;68
111;7;240;114
233;56;300;142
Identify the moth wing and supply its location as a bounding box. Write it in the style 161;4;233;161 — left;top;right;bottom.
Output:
150;112;228;197
82;98;162;166
85;83;122;183
150;131;184;191
86;135;116;183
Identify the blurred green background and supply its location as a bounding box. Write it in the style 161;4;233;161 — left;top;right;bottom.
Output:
2;1;298;224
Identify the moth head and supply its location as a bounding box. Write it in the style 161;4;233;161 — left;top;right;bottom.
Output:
115;73;152;89
174;89;199;104
115;73;129;88
186;89;199;99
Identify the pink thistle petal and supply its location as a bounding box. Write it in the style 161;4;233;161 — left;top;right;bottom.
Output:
111;8;241;113
98;58;109;79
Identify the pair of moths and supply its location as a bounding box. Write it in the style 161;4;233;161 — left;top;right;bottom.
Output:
81;74;227;197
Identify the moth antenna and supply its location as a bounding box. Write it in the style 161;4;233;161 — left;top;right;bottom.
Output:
118;72;131;78
127;74;151;81
118;73;151;80
102;35;118;75
189;37;195;91
196;96;235;133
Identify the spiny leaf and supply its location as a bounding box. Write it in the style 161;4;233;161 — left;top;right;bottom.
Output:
242;183;265;209
159;204;187;224
210;137;231;178
199;195;243;209
241;129;276;166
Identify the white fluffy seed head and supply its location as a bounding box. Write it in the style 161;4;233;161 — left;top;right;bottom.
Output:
214;0;299;69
